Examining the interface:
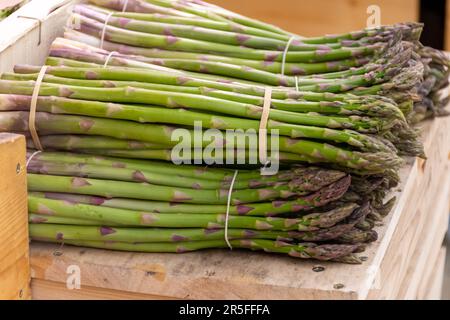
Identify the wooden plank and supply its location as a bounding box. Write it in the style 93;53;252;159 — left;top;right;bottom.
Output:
422;247;446;300
367;117;450;299
399;175;449;299
208;0;419;37
0;133;29;300
31;279;177;300
0;0;74;73
29;116;450;300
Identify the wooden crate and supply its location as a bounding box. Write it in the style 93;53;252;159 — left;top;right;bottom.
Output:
0;0;448;300
0;133;29;300
0;0;73;72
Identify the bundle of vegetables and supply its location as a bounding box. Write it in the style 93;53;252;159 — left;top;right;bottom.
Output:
0;0;448;262
25;151;380;263
60;1;449;120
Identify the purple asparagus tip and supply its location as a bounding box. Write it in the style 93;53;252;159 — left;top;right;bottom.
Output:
30;216;47;223
37;204;55;215
112;162;126;168
272;200;287;208
166;36;179;45
90;196;105;205
132;170;148;183
291;66;307;75
141;213;158;225
85;71;99;80
118;17;131;27
236;205;254;215
100;226;116;236
171;234;189;242
176;246;189;253
236;34;251;44
79;119;95;131
204;228;221;235
191;182;202;190
243;230;257;237
71;177;91;187
172;191;192;202
60;87;74;97
265;52;279;61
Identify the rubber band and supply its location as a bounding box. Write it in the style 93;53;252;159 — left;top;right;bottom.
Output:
259;87;272;165
224;170;239;250
100;12;114;49
281;35;296;76
294;76;299;92
26;150;42;168
103;51;118;68
29;65;48;151
122;0;129;12
17;16;42;45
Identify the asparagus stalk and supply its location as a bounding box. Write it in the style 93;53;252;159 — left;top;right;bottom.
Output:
30;237;365;263
28;175;352;216
26;135;170;150
27;195;358;230
73;148;311;163
29;220;363;243
29;214;102;226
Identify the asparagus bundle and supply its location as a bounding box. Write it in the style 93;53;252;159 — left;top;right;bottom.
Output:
63;1;449;118
26;151;379;263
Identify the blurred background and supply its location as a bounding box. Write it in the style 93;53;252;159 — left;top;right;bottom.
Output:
209;0;450;300
209;0;448;50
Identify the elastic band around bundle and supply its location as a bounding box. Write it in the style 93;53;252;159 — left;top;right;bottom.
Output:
224;170;239;250
29;65;48;151
259;87;272;165
281;35;297;76
26;150;42;168
100;12;114;49
103;51;118;68
99;0;128;49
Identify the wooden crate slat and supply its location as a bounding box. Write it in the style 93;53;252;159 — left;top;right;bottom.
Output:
422;247;447;300
0;133;29;300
